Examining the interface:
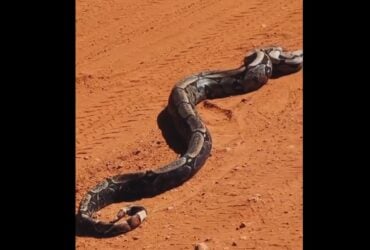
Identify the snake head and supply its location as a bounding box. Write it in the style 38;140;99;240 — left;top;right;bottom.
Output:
265;47;303;78
244;47;303;78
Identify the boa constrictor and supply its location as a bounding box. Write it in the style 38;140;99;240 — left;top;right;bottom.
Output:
76;46;303;237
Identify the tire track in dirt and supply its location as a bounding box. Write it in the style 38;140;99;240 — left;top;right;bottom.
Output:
76;0;302;249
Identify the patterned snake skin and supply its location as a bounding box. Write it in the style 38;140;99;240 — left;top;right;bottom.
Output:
76;46;303;237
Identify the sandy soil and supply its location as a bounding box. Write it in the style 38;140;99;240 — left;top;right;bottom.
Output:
76;0;302;249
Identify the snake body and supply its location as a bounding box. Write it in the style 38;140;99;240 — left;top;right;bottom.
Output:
76;46;303;237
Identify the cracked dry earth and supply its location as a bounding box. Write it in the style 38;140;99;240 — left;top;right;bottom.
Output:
76;0;302;249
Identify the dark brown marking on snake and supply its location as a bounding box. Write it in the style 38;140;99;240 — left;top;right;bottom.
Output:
76;46;303;237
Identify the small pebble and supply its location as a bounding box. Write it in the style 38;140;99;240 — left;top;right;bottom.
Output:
195;242;209;250
233;166;240;171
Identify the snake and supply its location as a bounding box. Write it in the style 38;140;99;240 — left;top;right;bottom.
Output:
76;46;303;237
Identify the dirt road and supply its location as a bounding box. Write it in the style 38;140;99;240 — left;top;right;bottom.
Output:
76;0;302;249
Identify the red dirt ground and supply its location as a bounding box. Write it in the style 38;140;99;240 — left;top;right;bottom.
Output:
76;0;302;249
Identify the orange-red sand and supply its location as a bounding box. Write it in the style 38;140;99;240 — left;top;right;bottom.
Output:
76;0;302;249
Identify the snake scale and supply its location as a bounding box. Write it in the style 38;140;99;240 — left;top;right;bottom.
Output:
76;46;303;237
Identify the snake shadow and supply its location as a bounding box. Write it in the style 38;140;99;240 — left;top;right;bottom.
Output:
156;108;187;155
